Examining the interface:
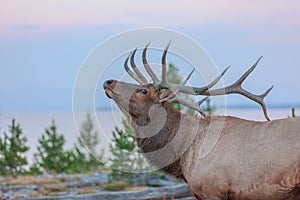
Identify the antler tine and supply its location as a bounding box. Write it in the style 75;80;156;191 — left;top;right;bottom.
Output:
130;48;148;84
174;66;230;95
169;97;207;117
182;68;195;85
161;41;171;84
160;66;229;102
203;57;273;121
161;68;210;117
233;56;263;88
197;96;209;107
124;52;144;84
142;43;160;83
159;68;196;102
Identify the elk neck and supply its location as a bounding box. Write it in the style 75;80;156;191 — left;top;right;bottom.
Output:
126;102;205;179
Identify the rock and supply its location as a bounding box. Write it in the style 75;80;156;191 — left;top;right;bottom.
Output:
146;178;175;187
56;172;109;188
131;172;149;185
37;173;53;179
81;171;108;184
94;171;109;183
131;173;177;187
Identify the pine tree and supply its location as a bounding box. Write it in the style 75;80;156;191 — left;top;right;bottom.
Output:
0;119;29;177
64;145;89;173
34;120;70;173
110;121;135;180
77;113;103;171
291;108;296;118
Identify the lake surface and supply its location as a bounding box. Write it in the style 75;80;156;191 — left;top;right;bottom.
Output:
0;108;296;165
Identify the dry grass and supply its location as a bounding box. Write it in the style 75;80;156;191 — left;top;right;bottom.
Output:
43;184;68;192
35;189;66;197
100;181;127;191
30;185;69;198
0;174;85;186
77;187;99;194
124;186;148;191
1;175;61;185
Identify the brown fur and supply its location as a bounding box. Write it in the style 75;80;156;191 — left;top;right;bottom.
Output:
104;80;300;200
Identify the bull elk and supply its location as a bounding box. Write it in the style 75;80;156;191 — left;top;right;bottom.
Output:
103;42;300;200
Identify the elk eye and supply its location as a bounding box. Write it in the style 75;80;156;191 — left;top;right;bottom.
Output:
139;89;148;94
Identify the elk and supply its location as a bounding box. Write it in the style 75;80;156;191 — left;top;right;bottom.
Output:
103;43;300;200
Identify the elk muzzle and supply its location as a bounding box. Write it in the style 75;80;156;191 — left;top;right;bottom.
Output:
103;79;117;99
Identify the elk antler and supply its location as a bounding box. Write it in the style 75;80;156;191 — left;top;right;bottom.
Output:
124;42;273;121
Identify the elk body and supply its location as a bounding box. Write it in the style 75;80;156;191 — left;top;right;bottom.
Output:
103;43;300;200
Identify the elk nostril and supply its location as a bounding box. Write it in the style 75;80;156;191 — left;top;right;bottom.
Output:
104;79;114;86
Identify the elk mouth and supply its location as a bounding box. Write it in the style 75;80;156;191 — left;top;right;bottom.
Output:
104;87;115;99
104;88;113;99
104;87;120;99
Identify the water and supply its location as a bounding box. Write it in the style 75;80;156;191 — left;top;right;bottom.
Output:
0;108;295;165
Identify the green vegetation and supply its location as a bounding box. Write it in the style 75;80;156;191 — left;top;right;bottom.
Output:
32;118;103;175
34;120;72;174
109;119;148;181
0;119;29;177
0;64;216;179
0;113;105;177
291;108;296;118
202;98;216;115
77;113;103;171
100;181;127;191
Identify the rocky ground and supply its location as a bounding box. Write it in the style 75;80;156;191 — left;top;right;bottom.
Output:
0;172;196;200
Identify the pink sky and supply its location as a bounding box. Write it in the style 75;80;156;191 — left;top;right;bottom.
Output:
1;0;300;111
1;0;299;40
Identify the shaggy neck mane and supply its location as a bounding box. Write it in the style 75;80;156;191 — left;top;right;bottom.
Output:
127;103;187;179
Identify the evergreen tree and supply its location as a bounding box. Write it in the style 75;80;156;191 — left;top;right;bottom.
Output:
109;119;148;181
110;120;135;180
0;119;29;177
65;145;89;173
77;113;102;171
291;108;296;118
34;120;70;173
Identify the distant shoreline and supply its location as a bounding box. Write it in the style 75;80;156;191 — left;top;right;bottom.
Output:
96;104;300;111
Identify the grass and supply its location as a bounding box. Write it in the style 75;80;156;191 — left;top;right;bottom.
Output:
100;181;127;191
0;173;86;186
1;175;61;185
124;186;148;191
77;187;99;194
43;184;68;192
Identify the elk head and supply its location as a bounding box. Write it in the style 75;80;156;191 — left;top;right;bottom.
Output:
104;79;165;126
104;42;273;121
